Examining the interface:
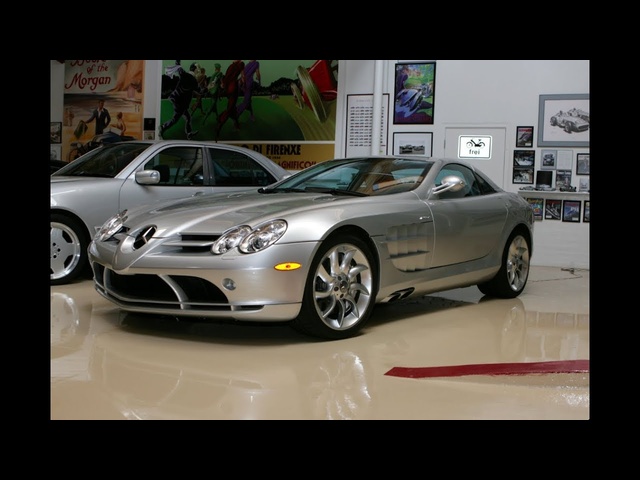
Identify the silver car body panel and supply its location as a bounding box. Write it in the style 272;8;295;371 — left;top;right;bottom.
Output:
89;157;533;322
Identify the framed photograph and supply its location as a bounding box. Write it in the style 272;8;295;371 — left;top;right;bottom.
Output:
513;167;534;184
394;62;436;125
513;150;534;167
537;94;589;147
526;197;544;221
556;169;572;190
545;199;562;220
576;153;589;175
393;132;432;156
50;145;61;161
578;177;590;192
562;200;581;222
50;121;62;144
541;149;557;170
583;201;590;223
516;126;534;147
346;93;390;156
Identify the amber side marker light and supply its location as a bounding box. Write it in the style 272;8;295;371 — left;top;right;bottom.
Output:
275;262;302;271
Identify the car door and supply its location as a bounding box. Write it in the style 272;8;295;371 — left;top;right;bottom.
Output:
118;145;215;213
428;163;507;267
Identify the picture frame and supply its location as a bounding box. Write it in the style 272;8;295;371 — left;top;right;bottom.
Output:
537;94;589;147
578;177;590;192
545;199;562;220
562;200;581;222
50;144;61;161
516;126;534;148
576;153;589;175
393;132;433;156
583;201;590;223
513;167;534;184
346;93;390;156
526;197;544;221
50;121;62;144
513;150;535;167
541;149;557;170
556;169;572;190
393;62;436;125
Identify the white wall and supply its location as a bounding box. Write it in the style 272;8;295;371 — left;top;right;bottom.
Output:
50;59;590;270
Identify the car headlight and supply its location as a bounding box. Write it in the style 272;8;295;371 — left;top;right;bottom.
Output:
95;210;128;242
211;220;287;255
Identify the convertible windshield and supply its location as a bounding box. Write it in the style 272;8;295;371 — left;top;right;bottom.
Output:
262;157;434;196
52;142;150;178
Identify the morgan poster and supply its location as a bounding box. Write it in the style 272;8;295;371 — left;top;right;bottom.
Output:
61;60;145;162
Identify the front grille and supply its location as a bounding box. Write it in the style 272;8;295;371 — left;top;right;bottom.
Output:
93;264;234;311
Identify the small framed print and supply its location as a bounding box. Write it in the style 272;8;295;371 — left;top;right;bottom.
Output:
513;149;535;167
50;122;62;144
562;200;581;222
513;167;534;184
578;177;589;192
583;201;590;223
556;169;572;190
50;144;61;161
393;132;433;156
541;149;557;169
576;153;589;175
545;199;562;220
526;197;544;221
516;126;534;147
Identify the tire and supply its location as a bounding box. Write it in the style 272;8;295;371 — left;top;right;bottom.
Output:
291;234;377;340
51;214;89;285
477;231;530;298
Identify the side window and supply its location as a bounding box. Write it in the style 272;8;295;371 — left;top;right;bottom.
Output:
435;164;480;199
143;147;203;186
208;148;275;187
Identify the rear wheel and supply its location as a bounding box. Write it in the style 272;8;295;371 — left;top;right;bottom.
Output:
292;234;377;340
51;214;89;285
478;231;530;298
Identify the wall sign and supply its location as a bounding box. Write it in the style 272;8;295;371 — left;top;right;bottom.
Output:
458;135;492;159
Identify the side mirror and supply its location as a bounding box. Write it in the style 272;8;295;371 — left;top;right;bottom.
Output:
432;175;466;195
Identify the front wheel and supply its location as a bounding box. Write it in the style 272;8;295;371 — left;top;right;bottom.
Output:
478;231;530;298
51;214;89;285
291;234;377;340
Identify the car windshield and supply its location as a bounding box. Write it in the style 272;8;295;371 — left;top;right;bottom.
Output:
261;157;434;196
52;142;150;178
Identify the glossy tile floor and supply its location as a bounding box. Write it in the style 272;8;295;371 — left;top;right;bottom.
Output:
51;266;589;420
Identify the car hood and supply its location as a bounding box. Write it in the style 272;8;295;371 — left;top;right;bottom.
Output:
123;189;410;237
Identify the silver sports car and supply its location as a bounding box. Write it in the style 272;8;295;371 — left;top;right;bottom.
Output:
88;156;534;340
51;140;289;285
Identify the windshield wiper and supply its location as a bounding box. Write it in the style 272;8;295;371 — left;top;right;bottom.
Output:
304;187;367;197
258;187;307;194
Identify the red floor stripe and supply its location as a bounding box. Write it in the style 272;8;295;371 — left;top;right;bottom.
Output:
384;360;589;378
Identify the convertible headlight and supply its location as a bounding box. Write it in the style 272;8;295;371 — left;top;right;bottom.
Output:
211;220;287;255
95;210;128;242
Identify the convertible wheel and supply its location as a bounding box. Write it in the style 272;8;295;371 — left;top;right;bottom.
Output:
51;214;89;285
292;234;376;340
478;231;530;298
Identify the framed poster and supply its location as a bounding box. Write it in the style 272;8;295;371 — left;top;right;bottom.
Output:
583;201;590;223
541;149;557;170
526;197;544;221
562;200;581;222
545;199;562;220
576;153;589;175
50;122;62;144
50;144;61;161
513;167;534;184
345;93;389;157
513;150;534;167
537;94;589;147
393;132;432;156
556;169;572;190
394;62;436;125
516;126;534;147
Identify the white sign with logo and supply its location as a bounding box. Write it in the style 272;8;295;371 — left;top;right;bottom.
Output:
458;135;492;159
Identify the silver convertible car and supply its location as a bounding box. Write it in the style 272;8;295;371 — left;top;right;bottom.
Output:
88;156;534;340
51;140;289;285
